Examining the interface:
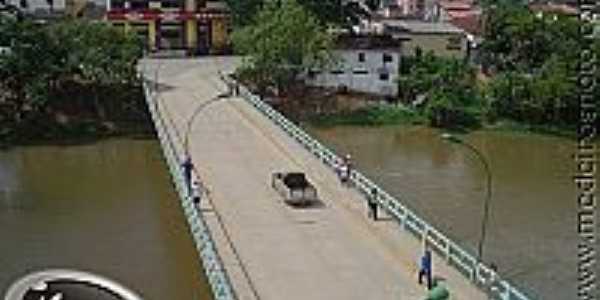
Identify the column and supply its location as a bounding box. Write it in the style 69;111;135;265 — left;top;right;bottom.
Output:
186;19;198;54
210;17;226;54
185;0;195;11
149;20;157;51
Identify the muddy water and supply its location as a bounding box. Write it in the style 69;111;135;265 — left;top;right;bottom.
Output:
0;139;212;300
308;125;596;300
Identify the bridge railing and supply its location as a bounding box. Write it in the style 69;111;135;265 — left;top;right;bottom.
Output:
141;71;237;300
228;77;532;300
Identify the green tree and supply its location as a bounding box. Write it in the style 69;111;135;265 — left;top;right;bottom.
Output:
299;0;368;28
232;0;332;96
398;52;482;128
0;16;144;143
224;0;263;27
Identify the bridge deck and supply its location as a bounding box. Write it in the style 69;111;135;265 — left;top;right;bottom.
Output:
142;58;486;300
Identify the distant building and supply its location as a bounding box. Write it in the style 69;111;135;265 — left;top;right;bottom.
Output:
378;0;438;19
306;34;401;97
105;0;231;55
2;0;66;20
432;0;472;21
381;19;466;58
0;0;107;20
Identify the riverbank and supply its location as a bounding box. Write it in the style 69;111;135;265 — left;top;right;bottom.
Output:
305;104;578;139
240;78;579;139
0;87;154;148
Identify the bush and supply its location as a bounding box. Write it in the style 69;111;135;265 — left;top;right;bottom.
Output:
424;90;483;129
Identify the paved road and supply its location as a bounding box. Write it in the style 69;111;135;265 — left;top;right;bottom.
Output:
141;57;487;300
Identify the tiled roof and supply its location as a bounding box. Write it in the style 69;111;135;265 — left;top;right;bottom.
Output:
528;3;578;15
449;13;481;35
439;0;474;11
335;34;400;50
382;19;464;34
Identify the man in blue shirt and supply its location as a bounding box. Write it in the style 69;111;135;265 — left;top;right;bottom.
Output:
418;248;433;290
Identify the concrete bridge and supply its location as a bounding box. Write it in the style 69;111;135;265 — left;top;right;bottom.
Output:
139;57;528;300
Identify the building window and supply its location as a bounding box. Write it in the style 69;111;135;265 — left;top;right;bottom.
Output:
331;69;344;75
111;0;125;9
379;73;389;81
353;69;368;75
358;52;365;62
112;23;126;32
383;53;393;63
160;23;184;49
130;0;148;10
308;69;321;79
447;36;462;50
161;0;182;9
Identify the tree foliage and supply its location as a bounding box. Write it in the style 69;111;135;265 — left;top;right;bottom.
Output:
231;0;332;95
399;52;482;128
223;0;263;26
0;17;144;143
480;4;599;127
402;5;599;130
224;0;369;28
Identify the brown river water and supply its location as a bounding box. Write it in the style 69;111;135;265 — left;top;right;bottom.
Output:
307;124;597;300
0;126;596;300
0;138;212;300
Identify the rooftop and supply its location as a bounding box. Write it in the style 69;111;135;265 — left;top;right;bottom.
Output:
381;19;464;34
448;13;481;35
528;3;579;15
334;33;400;50
438;0;474;11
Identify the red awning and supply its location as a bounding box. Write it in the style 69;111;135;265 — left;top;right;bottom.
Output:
106;9;229;21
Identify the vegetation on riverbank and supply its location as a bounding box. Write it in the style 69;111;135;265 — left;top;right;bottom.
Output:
232;1;598;138
396;3;599;133
0;16;147;146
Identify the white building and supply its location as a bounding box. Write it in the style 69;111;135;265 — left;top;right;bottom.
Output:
3;0;66;14
306;34;401;97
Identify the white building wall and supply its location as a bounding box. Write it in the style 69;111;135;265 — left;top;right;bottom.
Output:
7;0;66;12
308;49;400;97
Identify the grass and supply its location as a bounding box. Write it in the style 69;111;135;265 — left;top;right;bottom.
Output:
308;105;582;140
310;105;427;127
483;119;578;139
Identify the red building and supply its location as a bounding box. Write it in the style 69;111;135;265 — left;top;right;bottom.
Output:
105;0;231;55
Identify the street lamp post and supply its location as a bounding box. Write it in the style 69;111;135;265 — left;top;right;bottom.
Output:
441;133;492;262
184;92;231;157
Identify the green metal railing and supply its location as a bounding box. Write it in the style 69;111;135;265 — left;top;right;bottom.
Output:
141;74;237;300
227;77;532;300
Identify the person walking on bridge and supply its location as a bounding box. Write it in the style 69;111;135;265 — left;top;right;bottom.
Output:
182;155;194;197
368;188;379;220
418;247;433;290
192;180;202;208
337;154;353;186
